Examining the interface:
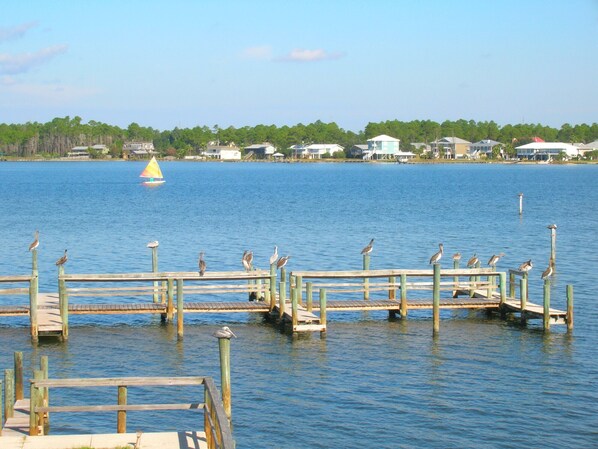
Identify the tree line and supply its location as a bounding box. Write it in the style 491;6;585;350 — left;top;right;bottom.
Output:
0;116;596;158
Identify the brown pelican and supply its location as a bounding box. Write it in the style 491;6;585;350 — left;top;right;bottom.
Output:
269;245;278;266
361;239;374;255
467;254;479;267
28;230;39;251
146;240;159;248
518;259;533;272
487;253;505;266
55;249;68;266
276;255;290;270
242;250;250;271
541;264;553;280
429;243;443;264
452;252;461;261
198;252;206;276
212;326;236;339
245;251;253;270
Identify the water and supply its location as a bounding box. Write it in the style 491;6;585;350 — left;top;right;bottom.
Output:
0;162;597;448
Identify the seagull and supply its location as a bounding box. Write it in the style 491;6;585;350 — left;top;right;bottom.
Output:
429;243;443;264
276;255;290;270
487;253;505;266
518;259;533;272
55;249;68;266
269;245;278;266
452;252;461;261
547;224;557;230
361;239;374;255
541;264;553;280
28;230;39;251
242;250;250;271
212;326;236;339
198;252;206;276
146;240;159;248
467;254;479;267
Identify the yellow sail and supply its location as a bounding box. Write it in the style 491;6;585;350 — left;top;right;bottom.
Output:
139;156;164;180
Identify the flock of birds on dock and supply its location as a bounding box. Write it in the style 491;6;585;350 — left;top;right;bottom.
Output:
25;231;556;280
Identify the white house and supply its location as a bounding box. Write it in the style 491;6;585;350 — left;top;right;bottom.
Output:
244;143;276;159
290;144;344;159
468;139;503;159
123;142;156;159
204;145;241;160
515;142;579;160
91;144;109;155
364;134;400;160
67;146;90;158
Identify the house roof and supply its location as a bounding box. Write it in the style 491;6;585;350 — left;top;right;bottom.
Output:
367;134;400;142
306;144;344;150
577;140;598;150
471;139;501;146
245;143;274;150
434;137;471;144
515;142;579;156
352;144;369;150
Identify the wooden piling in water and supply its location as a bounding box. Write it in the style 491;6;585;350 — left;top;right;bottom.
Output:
40;355;49;429
549;225;557;270
177;279;184;340
565;284;574;332
389;276;396;300
306;281;313;312
319;288;327;336
117;385;127;433
30;249;39;341
151;246;159;303
363;254;370;300
296;275;303;305
14;352;23;401
452;258;459;296
166;278;174;321
543;279;551;331
218;336;232;423
58;265;69;340
499;273;506;306
509;271;515;298
433;263;440;335
278;281;286;319
520;278;527;324
269;264;276;311
400;273;407;318
29;369;42;435
4;369;14;421
0;378;3;435
518;193;523;215
291;287;298;331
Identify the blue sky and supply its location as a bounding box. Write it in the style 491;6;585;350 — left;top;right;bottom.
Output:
1;0;597;132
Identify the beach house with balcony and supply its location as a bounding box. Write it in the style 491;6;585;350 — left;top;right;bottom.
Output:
363;134;400;160
468;139;503;159
430;137;471;159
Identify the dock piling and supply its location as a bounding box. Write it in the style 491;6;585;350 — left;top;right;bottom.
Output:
520;278;527;324
389;276;396;300
549;225;557;270
30;249;39;341
291;287;298;332
452;257;459;296
176;279;184;340
151;245;159;303
363;254;370;300
306;281;313;312
319;288;327;337
518;193;523;215
117;385;127;433
543;279;551;331
166;278;174;321
400;273;407;318
278;281;286;319
14;352;23;401
269;264;276;311
566;284;574;332
215;333;232;424
4;369;14;421
433;263;440;335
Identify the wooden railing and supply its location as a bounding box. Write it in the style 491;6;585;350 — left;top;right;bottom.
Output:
29;375;234;449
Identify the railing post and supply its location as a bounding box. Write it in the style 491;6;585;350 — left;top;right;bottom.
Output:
278;281;286;319
176;279;184;340
269;264;277;312
59;265;69;340
566;284;574;332
29;370;41;435
0;378;3;435
4;369;14;421
389;276;396;300
523;272;529;301
30;256;39;341
204;388;213;449
151;245;159;303
452;257;459;296
166;278;174;321
117;385;127;433
363;254;370;300
291;287;298;332
14;352;23;401
433;263;440;335
543;279;551;331
40;356;49;415
520;278;527;324
499;273;506;306
509;271;515;298
400;273;407;318
319;288;327;337
306;281;313;312
280;267;286;284
296;275;303;305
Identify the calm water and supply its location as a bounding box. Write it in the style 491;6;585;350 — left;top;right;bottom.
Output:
0;162;597;448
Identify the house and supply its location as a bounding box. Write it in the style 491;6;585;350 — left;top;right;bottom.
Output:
91;144;109;155
515;142;579;160
395;151;416;163
291;144;344;159
244;143;276;159
430;137;472;159
204;144;241;160
67;146;90;159
349;144;368;158
468;139;503;159
576;140;598;157
290;144;309;158
411;142;431;154
364;134;400;160
123;142;156;159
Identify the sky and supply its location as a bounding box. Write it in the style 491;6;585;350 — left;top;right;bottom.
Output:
1;0;597;132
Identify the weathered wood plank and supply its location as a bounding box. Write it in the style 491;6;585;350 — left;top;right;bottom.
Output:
35;402;204;413
33;376;206;388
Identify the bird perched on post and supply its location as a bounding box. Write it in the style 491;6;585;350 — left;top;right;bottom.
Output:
487;253;505;267
146;240;159;248
55;249;68;266
242;251;250;271
547;224;557;230
28;230;39;251
452;253;461;261
243;250;253;271
361;239;374;255
467;253;479;267
429;243;443;264
198;252;206;276
212;326;236;339
269;246;278;266
541;264;553;280
518;259;533;272
276;255;290;270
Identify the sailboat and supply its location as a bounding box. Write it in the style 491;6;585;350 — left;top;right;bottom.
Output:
139;156;165;186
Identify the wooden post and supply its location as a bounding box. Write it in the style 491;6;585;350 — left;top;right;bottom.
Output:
296;275;303;305
4;369;14;420
40;356;49;431
269;264;276;312
452;258;459;297
280;267;286;284
499;273;506;306
566;284;574;332
0;378;3;435
518;192;523;215
306;282;313;312
363;254;370;300
204;388;212;449
400;273;407;318
117;385;127;433
166;278;174;321
523;272;529;301
319;288;327;336
549;225;557;270
509;272;515;298
29;370;42;436
278;281;286;319
30;250;39;341
217;336;232;423
14;352;23;400
291;287;298;332
176;279;184;340
58;265;68;340
433;263;440;335
151;246;159;303
543;278;551;331
389;276;396;300
520;278;527;324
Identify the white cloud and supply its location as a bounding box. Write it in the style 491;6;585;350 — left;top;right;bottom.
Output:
0;80;99;104
242;45;272;60
0;45;68;75
275;48;345;62
0;22;38;43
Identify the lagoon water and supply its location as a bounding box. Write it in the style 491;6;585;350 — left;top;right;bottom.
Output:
0;161;597;448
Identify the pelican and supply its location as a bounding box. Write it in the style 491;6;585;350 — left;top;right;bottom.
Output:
276;255;290;270
28;230;39;251
198;252;206;276
55;249;68;266
245;251;253;270
518;259;533;272
146;240;159;248
467;254;479;267
429;243;443;264
452;252;461;261
269;245;278;266
361;239;374;255
541;264;553;280
242;251;250;271
212;326;236;339
487;253;505;266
